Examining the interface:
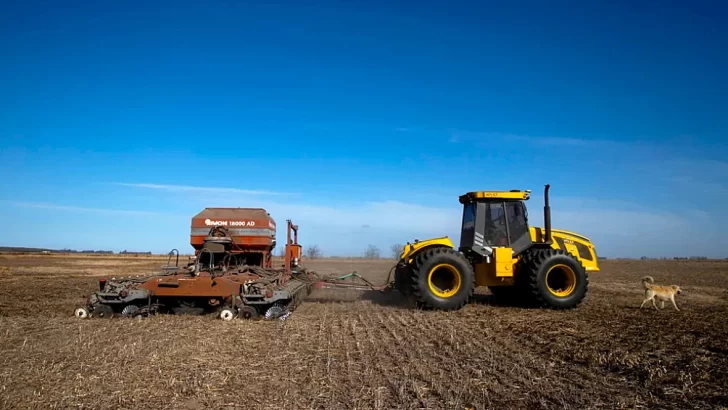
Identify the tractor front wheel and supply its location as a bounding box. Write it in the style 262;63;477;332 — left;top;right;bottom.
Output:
409;247;475;310
519;248;589;309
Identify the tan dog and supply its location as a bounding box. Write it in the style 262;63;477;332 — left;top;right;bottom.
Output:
640;276;682;311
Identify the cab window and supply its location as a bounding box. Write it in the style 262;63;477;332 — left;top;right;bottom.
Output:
506;202;529;243
483;202;508;246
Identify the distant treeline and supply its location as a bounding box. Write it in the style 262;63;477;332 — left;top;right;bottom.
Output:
640;256;711;260
0;246;57;253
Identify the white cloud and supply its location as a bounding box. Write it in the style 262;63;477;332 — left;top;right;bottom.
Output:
4;190;725;257
233;199;461;236
549;209;686;238
1;200;165;216
659;159;728;194
448;130;623;148
167;189;724;257
501;133;604;147
271;201;461;256
114;183;298;196
666;176;728;195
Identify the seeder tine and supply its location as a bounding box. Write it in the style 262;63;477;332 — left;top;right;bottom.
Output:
314;281;367;290
313;279;391;292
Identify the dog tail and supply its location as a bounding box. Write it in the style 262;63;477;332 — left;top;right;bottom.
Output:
641;276;654;289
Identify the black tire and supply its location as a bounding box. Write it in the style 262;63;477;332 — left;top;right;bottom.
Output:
518;248;589;309
239;306;258;320
91;303;115;318
410;247;475;310
394;264;413;297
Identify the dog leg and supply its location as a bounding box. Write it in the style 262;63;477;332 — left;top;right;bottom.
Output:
661;300;665;309
641;294;654;309
652;298;659;311
671;296;680;311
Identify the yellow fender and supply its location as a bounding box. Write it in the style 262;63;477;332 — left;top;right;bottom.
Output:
399;237;455;264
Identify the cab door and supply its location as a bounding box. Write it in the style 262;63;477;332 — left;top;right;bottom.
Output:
506;201;532;255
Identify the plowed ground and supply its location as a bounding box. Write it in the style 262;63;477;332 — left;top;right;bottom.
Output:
1;254;727;409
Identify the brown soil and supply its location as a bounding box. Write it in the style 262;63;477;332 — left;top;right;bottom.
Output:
1;254;727;409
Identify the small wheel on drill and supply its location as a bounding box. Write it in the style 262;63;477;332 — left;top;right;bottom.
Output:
91;303;115;318
74;307;89;319
219;308;235;321
239;306;258;320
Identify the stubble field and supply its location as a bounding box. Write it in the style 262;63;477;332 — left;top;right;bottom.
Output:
1;254;727;409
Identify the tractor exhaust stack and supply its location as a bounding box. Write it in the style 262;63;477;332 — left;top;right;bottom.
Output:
544;184;552;244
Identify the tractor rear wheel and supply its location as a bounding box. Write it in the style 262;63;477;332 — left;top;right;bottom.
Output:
409;247;475;310
518;248;589;309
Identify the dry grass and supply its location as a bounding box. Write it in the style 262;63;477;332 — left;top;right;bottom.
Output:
1;255;727;409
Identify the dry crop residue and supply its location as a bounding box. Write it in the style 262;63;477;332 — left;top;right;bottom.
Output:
0;255;727;409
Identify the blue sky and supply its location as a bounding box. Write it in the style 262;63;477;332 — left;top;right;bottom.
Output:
1;0;726;258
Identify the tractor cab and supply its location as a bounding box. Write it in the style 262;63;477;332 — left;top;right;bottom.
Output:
458;187;551;259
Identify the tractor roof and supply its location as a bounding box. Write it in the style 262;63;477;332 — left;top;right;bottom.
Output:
458;190;531;203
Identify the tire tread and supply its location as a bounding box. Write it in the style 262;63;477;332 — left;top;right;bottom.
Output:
409;247;475;311
519;247;589;309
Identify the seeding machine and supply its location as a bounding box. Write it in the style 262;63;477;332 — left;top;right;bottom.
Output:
73;208;328;320
74;185;600;320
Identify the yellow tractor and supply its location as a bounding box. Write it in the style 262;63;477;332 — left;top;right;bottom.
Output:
393;185;599;310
